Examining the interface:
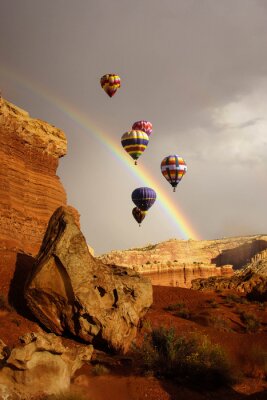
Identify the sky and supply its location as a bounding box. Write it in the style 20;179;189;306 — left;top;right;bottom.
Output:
1;0;267;255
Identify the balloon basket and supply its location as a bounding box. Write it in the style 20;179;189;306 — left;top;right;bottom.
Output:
134;161;137;165
173;187;176;192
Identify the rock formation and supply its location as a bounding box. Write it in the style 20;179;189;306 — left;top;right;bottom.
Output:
98;235;267;275
0;97;69;297
192;249;267;301
25;207;153;353
0;332;93;397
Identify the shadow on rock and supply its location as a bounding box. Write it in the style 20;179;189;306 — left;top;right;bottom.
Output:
8;252;37;321
212;240;267;270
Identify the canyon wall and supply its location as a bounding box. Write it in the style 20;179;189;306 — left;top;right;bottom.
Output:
98;235;267;275
0;97;68;295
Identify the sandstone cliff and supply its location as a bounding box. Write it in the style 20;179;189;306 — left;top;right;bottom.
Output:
192;249;267;301
98;235;267;275
0;97;68;296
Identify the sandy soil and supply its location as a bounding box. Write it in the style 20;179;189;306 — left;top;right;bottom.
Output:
0;285;266;399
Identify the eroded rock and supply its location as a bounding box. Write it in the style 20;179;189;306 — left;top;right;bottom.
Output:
0;332;93;397
192;249;267;301
25;206;152;353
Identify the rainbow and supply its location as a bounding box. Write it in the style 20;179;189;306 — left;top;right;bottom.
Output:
0;65;200;240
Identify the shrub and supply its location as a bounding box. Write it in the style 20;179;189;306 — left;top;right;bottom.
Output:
224;294;248;305
135;326;234;389
206;299;219;308
239;311;261;333
44;392;86;400
208;315;232;332
240;345;267;379
92;363;110;376
164;302;191;319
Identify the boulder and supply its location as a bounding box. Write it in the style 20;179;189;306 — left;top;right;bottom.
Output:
0;332;93;397
25;206;153;353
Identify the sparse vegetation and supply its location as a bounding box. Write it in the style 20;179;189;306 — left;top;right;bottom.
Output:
92;363;110;376
238;311;261;333
11;318;21;326
240;345;267;379
208;315;232;332
44;392;86;400
135;326;234;388
164;302;191;319
224;294;248;305
206;299;219;308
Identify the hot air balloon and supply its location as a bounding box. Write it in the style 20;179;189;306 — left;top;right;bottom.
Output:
132;187;157;211
100;74;121;97
121;130;149;165
132;120;153;137
132;207;146;226
161;155;187;192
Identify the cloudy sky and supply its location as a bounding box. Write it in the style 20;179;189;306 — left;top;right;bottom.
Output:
1;0;267;255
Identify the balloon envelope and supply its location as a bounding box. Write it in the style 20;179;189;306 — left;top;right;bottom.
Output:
132;187;157;211
132;207;146;225
100;74;121;97
121;130;149;163
161;155;187;191
132;120;153;137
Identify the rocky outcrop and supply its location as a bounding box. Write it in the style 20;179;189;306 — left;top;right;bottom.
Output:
192;249;267;301
25;207;153;353
99;236;267;275
0;332;93;397
0;97;68;297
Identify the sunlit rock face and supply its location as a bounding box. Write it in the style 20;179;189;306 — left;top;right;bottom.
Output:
25;207;152;354
0;97;68;296
98;235;267;278
0;332;93;397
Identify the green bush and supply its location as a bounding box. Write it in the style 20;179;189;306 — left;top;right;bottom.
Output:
135;326;234;389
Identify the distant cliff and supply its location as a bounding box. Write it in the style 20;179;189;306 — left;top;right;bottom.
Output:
0;97;69;295
192;249;267;301
98;235;267;275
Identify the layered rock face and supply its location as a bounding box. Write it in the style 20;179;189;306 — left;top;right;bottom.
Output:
192;249;267;301
0;332;93;397
99;236;267;275
25;207;153;353
0;97;67;296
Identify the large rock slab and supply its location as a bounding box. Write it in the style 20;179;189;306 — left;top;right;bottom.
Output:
0;332;93;397
25;207;152;353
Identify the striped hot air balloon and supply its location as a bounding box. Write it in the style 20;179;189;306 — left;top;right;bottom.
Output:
161;155;187;192
121;130;149;165
100;74;121;97
132;120;153;137
132;207;146;226
131;187;157;211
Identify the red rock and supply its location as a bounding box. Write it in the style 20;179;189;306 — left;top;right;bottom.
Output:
0;97;68;297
